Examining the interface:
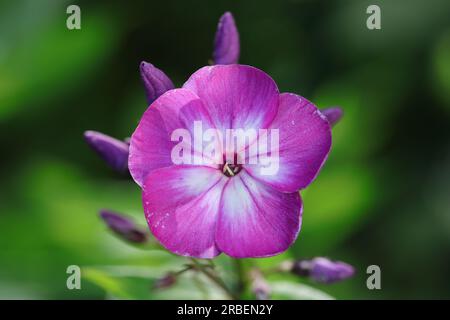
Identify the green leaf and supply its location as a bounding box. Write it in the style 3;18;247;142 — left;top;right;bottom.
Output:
83;267;136;299
270;281;334;300
152;272;229;300
83;263;230;300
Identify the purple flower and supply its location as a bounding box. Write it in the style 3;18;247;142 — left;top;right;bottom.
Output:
99;209;148;243
84;131;129;173
128;64;332;258
213;12;240;65
292;257;355;284
321;107;343;127
140;61;175;105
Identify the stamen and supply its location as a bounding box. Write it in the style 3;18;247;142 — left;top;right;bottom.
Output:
223;163;235;176
222;162;241;177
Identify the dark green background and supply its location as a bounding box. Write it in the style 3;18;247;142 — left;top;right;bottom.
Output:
1;0;449;299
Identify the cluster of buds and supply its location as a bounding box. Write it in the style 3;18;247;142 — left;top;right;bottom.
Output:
83;12;343;176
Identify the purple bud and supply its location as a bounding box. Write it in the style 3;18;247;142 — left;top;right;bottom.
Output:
153;273;177;290
84;131;129;173
321;107;344;127
99;210;148;243
254;286;270;300
213;12;240;65
292;257;355;284
250;269;271;300
140;61;175;105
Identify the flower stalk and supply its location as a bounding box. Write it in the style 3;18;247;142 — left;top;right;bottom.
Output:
190;259;238;300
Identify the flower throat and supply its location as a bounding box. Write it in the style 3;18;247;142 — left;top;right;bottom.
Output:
222;162;242;177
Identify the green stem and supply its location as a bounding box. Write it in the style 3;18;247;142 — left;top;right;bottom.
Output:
234;259;246;298
192;273;210;300
190;258;238;300
174;265;193;276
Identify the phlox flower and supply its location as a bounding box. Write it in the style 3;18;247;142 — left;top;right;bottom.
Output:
128;64;332;258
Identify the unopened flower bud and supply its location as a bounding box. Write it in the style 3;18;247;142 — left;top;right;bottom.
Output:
213;12;240;65
250;269;271;300
292;257;355;284
140;61;175;105
84;131;129;173
99;210;148;243
321;107;344;127
153;272;177;290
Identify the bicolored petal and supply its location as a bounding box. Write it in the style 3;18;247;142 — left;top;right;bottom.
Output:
140;61;175;105
183;64;279;133
245;93;332;192
129;88;217;187
216;170;302;258
213;12;240;65
321;107;343;127
142;165;226;258
84;131;129;173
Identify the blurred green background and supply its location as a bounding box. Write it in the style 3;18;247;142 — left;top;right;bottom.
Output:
1;0;450;299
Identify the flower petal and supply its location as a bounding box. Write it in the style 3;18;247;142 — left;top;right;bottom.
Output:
213;12;240;65
245;93;332;192
129;88;217;187
216;171;302;258
143;165;226;258
140;61;175;105
183;65;279;132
